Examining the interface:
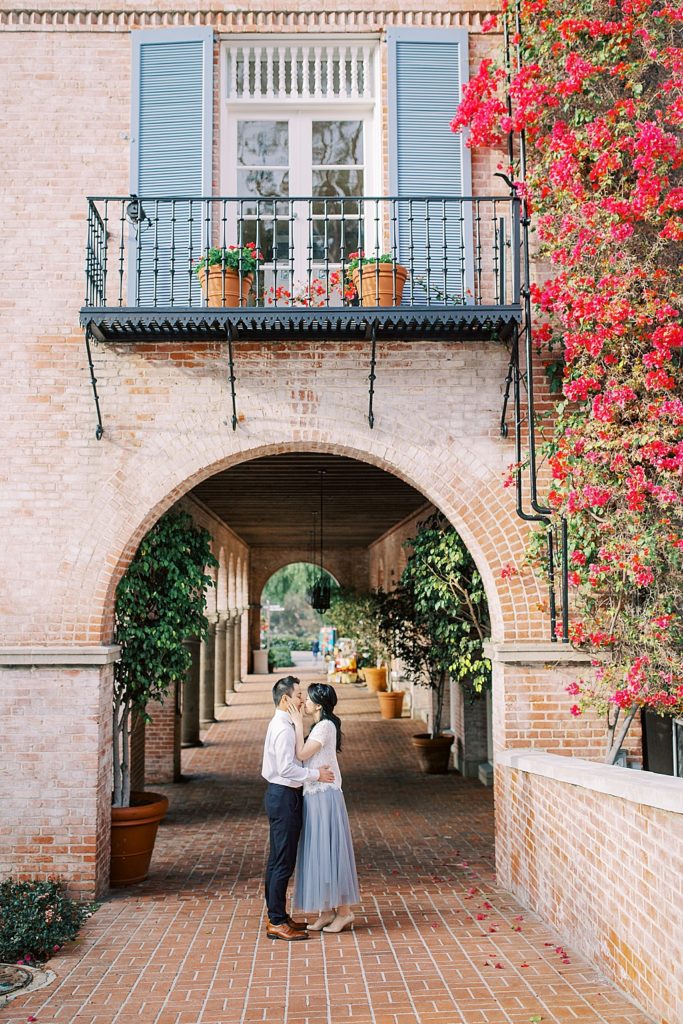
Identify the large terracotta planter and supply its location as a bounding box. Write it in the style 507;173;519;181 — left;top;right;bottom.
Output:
363;666;388;692
198;266;253;307
410;734;453;774
110;791;169;887
352;263;408;306
377;690;405;719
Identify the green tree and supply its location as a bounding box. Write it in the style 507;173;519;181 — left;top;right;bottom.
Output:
327;589;389;667
262;562;338;640
378;513;491;737
113;510;217;806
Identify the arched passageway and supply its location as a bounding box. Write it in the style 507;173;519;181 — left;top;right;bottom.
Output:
2;429;600;901
11;667;652;1024
143;450;495;791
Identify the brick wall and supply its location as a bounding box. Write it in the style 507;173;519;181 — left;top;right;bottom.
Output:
490;647;642;763
144;682;181;785
453;686;489;777
496;752;683;1024
0;663;113;898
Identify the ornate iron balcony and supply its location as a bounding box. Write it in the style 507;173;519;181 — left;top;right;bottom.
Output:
80;195;521;342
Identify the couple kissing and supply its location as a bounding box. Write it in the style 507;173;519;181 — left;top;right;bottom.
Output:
261;675;360;941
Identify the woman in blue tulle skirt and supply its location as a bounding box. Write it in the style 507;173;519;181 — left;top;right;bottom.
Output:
286;683;360;933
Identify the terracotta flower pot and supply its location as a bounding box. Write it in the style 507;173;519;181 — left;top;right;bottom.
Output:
352;263;408;307
198;266;253;307
110;791;169;887
410;734;453;774
363;666;388;692
377;690;405;719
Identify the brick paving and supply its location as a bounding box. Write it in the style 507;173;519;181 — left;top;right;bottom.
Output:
2;670;651;1024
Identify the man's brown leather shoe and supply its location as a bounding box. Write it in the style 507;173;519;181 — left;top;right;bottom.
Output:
266;921;309;941
286;916;308;932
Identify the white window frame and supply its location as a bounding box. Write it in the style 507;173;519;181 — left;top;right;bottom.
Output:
219;35;382;284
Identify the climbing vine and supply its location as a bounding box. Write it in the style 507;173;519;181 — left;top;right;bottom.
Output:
452;0;683;760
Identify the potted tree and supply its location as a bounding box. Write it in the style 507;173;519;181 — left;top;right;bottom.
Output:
328;589;386;689
195;242;262;307
347;251;409;307
378;513;491;772
111;510;217;886
327;589;406;714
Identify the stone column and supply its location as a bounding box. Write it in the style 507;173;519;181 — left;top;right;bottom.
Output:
249;602;262;673
233;612;242;688
181;638;202;748
200;615;217;729
224;611;236;699
214;614;228;710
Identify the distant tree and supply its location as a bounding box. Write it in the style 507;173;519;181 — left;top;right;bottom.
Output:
262;562;338;640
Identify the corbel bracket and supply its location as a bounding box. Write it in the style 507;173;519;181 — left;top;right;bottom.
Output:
227;322;238;431
367;321;378;429
84;325;104;440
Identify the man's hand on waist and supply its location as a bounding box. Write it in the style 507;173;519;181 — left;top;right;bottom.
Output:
317;765;335;784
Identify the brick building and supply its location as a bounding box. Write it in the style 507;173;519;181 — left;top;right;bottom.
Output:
0;2;681;1021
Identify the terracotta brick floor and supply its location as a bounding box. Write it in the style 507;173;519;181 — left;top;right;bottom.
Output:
3;670;652;1024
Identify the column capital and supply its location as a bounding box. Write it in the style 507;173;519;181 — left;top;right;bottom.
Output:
0;645;121;667
484;640;593;666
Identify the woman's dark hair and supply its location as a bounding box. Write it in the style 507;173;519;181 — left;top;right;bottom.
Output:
308;683;343;752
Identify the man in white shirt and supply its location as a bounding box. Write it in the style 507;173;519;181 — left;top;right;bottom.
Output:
262;675;335;941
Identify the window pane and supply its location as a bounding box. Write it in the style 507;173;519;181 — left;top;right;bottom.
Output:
242;218;291;264
311;219;364;264
237;170;290;214
312;121;363;165
312;170;363;215
237;121;289;167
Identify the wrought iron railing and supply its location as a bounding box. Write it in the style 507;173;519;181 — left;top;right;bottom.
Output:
84;195;520;311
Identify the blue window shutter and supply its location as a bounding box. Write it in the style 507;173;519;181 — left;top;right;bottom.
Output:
130;27;213;305
387;28;472;301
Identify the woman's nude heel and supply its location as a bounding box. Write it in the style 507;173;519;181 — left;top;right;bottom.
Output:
308;911;336;931
322;913;354;933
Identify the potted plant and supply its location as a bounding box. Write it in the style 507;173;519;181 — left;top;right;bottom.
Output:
326;589;406;713
346;251;408;307
378;513;491;772
111;510;217;886
195;243;262;307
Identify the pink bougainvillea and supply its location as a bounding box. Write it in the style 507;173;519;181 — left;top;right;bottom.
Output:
453;0;683;761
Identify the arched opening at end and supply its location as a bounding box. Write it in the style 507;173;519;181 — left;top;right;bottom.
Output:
260;561;340;671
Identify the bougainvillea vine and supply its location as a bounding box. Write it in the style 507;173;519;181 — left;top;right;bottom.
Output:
452;0;683;761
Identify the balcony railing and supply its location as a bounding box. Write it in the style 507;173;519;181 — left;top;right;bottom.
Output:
82;194;521;340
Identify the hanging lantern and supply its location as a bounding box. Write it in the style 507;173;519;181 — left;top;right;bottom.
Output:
307;470;331;613
309;574;331;614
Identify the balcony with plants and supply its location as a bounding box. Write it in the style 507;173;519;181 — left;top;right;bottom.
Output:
81;193;522;342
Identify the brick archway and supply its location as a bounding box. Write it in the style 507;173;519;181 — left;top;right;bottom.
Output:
63;429;547;650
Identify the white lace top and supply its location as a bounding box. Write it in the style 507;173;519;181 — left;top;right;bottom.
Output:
303;719;342;794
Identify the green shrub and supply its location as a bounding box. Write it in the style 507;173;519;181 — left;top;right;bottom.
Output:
267;633;313;670
268;642;295;670
0;878;94;964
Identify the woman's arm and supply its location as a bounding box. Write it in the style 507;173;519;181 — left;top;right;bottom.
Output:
288;702;322;761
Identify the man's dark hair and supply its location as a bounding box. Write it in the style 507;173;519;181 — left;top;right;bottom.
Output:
272;676;299;707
